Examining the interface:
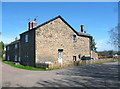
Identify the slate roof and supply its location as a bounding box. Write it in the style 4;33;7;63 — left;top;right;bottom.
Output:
77;32;92;37
20;15;92;38
6;39;20;46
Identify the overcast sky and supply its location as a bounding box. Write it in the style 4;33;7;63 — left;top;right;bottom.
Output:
1;2;118;51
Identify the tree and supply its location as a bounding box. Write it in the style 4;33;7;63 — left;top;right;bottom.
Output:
1;41;5;54
91;37;97;52
0;41;5;57
97;50;114;58
108;25;119;50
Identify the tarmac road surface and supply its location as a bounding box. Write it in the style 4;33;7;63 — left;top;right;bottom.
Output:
2;61;119;87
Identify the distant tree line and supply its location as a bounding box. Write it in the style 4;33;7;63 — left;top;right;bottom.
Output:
97;50;119;58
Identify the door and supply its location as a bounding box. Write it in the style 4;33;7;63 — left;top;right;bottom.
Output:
58;49;63;64
73;56;76;61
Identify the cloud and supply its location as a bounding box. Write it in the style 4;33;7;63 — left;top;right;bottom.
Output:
96;38;115;51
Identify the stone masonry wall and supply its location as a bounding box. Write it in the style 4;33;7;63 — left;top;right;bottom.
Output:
6;41;19;62
20;30;35;66
35;18;91;66
91;51;98;60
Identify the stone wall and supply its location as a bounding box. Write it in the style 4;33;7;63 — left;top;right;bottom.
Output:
6;40;20;62
35;18;91;66
78;58;117;66
37;58;118;69
91;51;98;60
20;30;35;66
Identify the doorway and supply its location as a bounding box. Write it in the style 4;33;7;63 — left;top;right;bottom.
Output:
58;49;63;64
73;56;76;61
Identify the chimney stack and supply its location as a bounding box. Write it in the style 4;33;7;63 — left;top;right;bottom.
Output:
34;18;36;22
81;25;84;33
28;18;37;30
15;37;18;41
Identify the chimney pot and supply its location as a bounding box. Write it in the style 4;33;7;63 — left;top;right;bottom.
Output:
34;18;36;22
15;37;18;41
81;25;84;33
28;19;37;30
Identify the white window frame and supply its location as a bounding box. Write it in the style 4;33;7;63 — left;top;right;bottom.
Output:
7;56;9;61
18;57;21;62
7;46;9;50
15;55;17;61
58;50;63;64
27;55;29;61
15;44;17;49
25;34;28;43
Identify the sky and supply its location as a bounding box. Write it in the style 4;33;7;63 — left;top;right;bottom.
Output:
1;2;118;51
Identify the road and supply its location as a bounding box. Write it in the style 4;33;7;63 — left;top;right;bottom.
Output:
2;61;119;87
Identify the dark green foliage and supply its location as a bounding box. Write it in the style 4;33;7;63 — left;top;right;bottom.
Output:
97;50;114;57
90;37;97;52
116;51;120;55
0;42;2;57
0;41;5;56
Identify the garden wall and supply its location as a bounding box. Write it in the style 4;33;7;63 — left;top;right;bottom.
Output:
36;58;118;69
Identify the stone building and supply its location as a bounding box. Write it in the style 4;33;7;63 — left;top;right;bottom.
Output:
6;37;20;62
6;16;97;67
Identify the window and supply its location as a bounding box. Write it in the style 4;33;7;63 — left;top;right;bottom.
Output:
73;56;76;61
26;53;29;61
78;54;81;59
25;34;28;43
15;44;17;49
18;57;21;62
73;35;76;42
7;46;9;50
58;49;63;64
7;56;9;61
24;53;29;61
15;55;17;61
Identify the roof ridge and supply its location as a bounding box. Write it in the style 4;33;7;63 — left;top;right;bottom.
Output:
20;15;62;35
35;15;62;29
20;15;92;38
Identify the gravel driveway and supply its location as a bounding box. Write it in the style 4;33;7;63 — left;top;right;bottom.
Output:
2;61;119;87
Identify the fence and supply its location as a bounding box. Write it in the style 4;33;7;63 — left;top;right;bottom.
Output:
77;58;118;66
36;58;118;69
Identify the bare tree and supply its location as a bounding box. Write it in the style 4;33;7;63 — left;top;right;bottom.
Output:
108;25;120;51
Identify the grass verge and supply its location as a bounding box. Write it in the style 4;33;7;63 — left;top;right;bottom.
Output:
92;60;118;64
2;61;58;71
1;58;118;71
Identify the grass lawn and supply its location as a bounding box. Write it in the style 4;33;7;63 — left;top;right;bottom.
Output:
2;61;57;71
0;57;2;60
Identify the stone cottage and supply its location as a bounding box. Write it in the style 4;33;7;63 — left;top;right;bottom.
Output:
6;16;96;67
6;37;20;62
